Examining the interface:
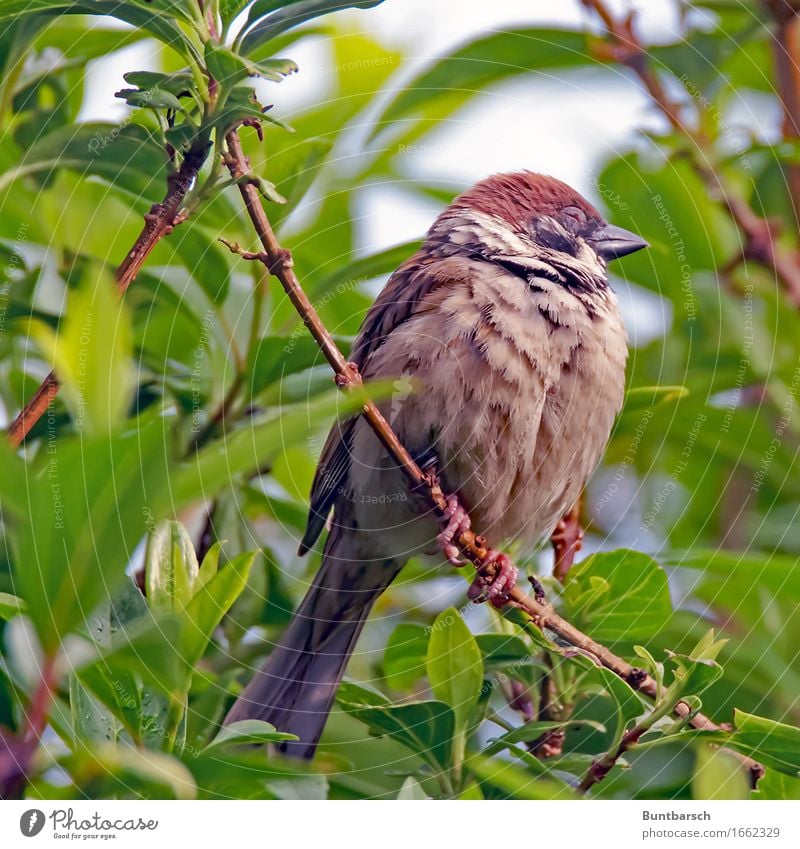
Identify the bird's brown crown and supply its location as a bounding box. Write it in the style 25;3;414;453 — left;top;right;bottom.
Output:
451;171;602;229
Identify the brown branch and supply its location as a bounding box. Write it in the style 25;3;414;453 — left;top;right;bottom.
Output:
530;500;585;759
582;0;800;306
5;140;210;447
579;720;648;793
222;127;764;787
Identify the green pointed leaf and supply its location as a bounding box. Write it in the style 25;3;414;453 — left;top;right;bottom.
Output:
397;776;431;799
240;1;386;54
0;123;169;203
727;710;800;777
563;549;672;641
203;719;297;753
338;683;454;772
692;744;751;800
465;752;576;800
0;592;26;621
374;28;604;138
10;421;172;652
145;521;200;615
622;385;689;413
181;551;257;665
426;608;484;733
383;623;428;690
30;265;133;435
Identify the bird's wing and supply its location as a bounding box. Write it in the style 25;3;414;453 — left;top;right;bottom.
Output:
298;254;456;554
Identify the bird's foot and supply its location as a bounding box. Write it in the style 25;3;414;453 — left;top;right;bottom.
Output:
468;549;519;608
436;495;471;566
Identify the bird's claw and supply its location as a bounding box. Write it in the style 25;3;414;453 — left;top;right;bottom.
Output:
437;495;471;566
468;550;518;608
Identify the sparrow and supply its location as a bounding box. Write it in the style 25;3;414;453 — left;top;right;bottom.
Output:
224;171;648;757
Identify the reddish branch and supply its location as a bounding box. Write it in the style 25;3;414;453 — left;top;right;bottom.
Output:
766;1;800;223
552;498;584;583
0;655;57;799
582;0;800;305
222;128;763;787
5;141;209;446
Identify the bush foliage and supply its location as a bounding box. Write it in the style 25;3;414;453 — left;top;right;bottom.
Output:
0;0;799;800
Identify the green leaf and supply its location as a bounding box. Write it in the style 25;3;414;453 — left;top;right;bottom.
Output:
0;1;193;23
475;633;534;668
487;719;606;748
84;615;185;696
754;769;800;799
205;41;251;86
426;608;484;733
562;549;672;641
692;743;751;800
465;752;576;800
170;385;389;508
622;385;689;413
30;265;133;435
63;743;197;799
338;683;454;773
0;123;169;200
145;521;201;616
123;70;195;97
115;87;186;111
221;0;253;23
727;710;800;777
0;592;26;621
571;655;645;741
309;240;421;297
374;28;603;137
10;420;171;652
245;334;350;398
181;551;257;665
203;719;297;753
383;623;428;690
666;651;724;697
397;776;431;800
240;1;386;55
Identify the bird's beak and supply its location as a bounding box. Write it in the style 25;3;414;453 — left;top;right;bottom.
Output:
588;223;649;261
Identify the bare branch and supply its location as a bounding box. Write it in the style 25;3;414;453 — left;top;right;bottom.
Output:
582;0;800;305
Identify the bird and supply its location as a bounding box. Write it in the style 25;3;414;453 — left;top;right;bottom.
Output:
223;171;648;757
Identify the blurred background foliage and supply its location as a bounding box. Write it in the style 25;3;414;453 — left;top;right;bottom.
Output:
0;0;799;801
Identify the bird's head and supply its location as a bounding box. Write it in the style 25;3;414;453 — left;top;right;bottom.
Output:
428;171;648;290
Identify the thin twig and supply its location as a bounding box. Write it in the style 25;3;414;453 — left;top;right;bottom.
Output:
222;127;764;787
552;498;584;583
582;0;800;305
529;500;584;758
765;1;800;223
5;140;210;446
0;654;57;799
579;721;647;793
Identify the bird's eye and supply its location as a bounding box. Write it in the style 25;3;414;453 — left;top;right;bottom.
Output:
561;206;587;230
